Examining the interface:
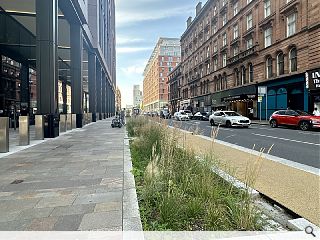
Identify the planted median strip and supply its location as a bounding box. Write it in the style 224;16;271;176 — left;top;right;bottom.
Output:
126;117;282;231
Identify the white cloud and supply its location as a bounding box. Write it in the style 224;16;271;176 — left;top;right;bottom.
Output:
121;65;145;75
116;36;144;45
116;4;194;27
117;47;153;53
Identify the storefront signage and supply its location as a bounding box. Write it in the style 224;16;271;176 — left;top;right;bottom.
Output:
306;69;320;90
222;94;257;102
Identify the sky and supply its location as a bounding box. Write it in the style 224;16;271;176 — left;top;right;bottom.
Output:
115;0;207;107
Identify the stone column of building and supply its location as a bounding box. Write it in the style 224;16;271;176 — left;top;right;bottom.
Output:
70;23;83;128
88;51;97;122
101;71;106;119
20;64;30;116
36;0;59;137
107;82;111;118
96;62;102;120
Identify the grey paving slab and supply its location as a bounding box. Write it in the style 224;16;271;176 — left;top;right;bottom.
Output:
35;195;76;209
50;204;95;217
26;216;59;231
17;207;54;220
53;214;84;231
78;211;122;230
0;120;141;231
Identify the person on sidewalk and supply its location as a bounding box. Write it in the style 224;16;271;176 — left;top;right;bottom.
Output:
313;107;320;116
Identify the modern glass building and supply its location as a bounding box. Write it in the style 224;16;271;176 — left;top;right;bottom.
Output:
0;0;116;134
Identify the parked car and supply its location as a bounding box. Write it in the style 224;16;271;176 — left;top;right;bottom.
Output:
269;110;320;131
209;111;251;127
193;112;210;121
181;110;193;119
174;111;190;121
160;109;171;119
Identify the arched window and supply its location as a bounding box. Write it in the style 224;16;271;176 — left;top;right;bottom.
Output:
219;75;223;90
289;47;297;72
234;68;239;86
200;82;203;95
266;57;273;78
248;63;253;82
241;66;246;85
206;80;209;93
277;52;284;76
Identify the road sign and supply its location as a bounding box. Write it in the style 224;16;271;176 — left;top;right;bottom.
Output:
258;86;267;96
258;96;263;102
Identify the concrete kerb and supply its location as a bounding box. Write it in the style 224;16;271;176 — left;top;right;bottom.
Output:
123;131;143;231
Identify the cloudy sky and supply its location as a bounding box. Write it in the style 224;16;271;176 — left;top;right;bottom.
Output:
115;0;207;107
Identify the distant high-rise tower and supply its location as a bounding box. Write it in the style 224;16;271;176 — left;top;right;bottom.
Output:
133;85;142;108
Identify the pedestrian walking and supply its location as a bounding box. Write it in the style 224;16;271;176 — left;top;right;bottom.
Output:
313;107;320;116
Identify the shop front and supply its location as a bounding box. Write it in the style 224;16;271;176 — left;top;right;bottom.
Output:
306;68;320;113
257;74;308;120
220;85;257;118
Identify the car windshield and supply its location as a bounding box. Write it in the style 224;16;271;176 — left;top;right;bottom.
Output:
184;110;191;113
201;113;208;116
296;110;312;116
180;112;186;115
224;111;241;116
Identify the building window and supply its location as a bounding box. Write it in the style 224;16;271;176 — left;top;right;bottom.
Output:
289;47;297;72
207;46;210;58
207;63;210;74
213;22;217;34
264;0;271;18
247;0;252;4
213;41;218;52
246;38;253;49
235;69;240;86
233;25;239;39
222;53;227;67
222;32;227;46
241;66;246;84
213;6;217;16
264;28;272;48
287;13;296;37
249;63;253;82
223;74;228;90
246;13;253;30
213;57;218;71
233;45;239;56
266;57;273;78
222;13;227;26
277;52;284;75
222;0;227;7
233;1;239;16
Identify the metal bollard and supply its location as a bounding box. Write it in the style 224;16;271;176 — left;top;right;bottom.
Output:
0;117;9;153
59;114;67;133
35;115;44;140
19;116;30;146
67;114;72;131
71;114;76;129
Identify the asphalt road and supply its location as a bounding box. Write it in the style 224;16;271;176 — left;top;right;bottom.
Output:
167;119;320;169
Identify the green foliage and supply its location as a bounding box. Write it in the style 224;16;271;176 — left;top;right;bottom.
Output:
128;117;264;231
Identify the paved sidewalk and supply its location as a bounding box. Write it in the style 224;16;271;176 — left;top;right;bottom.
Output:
0;119;142;231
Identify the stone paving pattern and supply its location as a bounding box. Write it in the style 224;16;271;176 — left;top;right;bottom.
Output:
0;119;142;231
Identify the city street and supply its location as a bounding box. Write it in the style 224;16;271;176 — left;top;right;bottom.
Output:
167;119;320;169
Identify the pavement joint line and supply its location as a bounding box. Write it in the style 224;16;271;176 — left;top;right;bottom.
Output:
252;133;320;146
196;134;320;176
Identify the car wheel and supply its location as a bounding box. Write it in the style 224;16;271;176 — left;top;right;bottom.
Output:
210;119;215;126
299;121;310;131
226;121;232;128
270;119;278;128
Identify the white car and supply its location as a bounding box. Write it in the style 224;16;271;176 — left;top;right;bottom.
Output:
180;110;193;119
209;111;251;128
174;111;190;121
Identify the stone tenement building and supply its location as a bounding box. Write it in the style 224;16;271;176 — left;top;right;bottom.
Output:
172;0;320;119
143;38;181;112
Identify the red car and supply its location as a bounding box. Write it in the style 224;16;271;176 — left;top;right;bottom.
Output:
269;110;320;131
